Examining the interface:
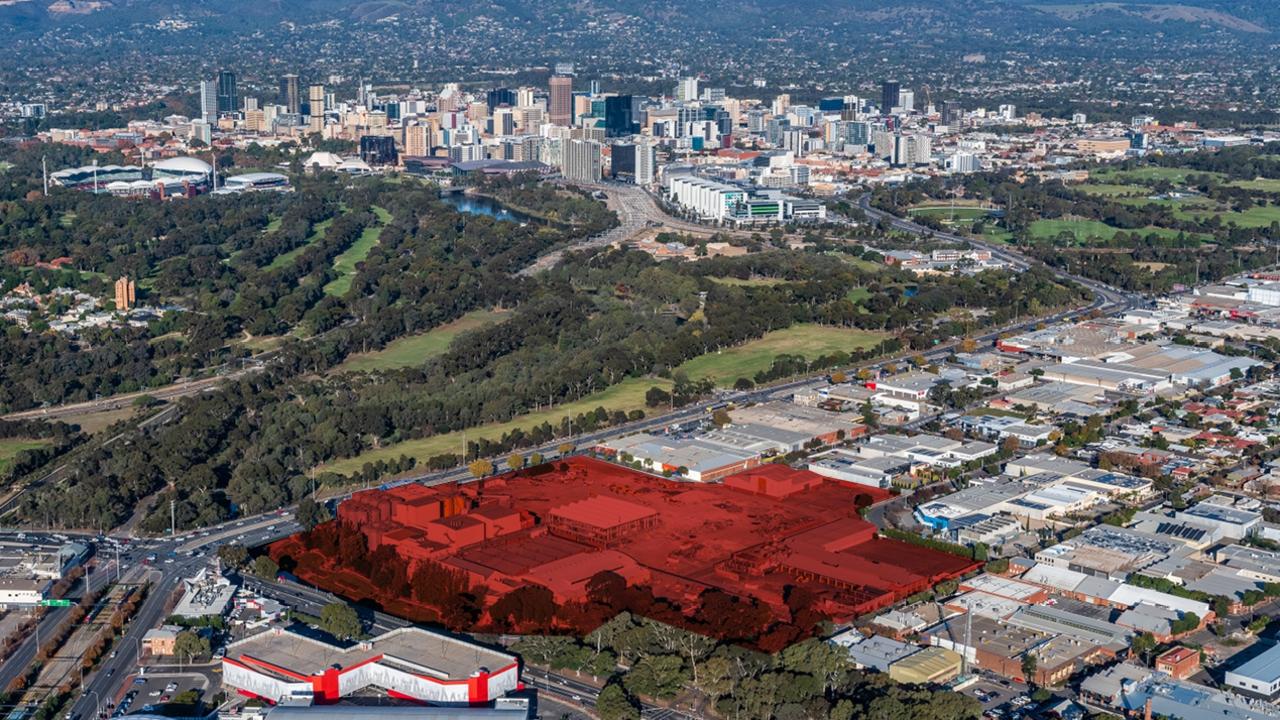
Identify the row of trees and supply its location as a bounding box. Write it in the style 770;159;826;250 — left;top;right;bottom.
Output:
516;612;980;720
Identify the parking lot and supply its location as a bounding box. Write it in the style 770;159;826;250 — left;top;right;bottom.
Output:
961;676;1033;718
111;672;208;716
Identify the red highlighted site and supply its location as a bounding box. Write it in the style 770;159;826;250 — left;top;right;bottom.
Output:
271;457;978;651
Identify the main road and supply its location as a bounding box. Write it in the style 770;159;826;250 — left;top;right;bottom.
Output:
854;194;1140;312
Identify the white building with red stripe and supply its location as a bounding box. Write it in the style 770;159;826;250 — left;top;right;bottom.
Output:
222;626;520;706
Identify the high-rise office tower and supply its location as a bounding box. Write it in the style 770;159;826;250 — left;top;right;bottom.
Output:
634;140;656;186
199;80;217;123
308;85;326;115
280;74;301;115
898;89;915;113
216;71;238;115
308;84;325;132
549;75;572;126
561;139;602;183
404;123;430;157
487;88;516;111
611;143;635;179
359;135;397;166
493;108;515;136
676;76;699;102
604;95;639;137
880;80;900;113
942;100;963;127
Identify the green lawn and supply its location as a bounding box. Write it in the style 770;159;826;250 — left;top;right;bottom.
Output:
59;212;77;228
313;376;671;476
335;309;510;372
846;287;871;304
907;206;993;221
263;215;283;234
1093;167;1224;184
1227;178;1280;193
1176;204;1280;229
266;217;335;270
708;276;792;287
323;206;390;297
1028;219;1202;244
0;438;52;475
1114;195;1217;210
677;324;884;387
1078;183;1147;197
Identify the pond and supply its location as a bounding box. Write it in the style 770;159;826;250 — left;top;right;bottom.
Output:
440;193;534;224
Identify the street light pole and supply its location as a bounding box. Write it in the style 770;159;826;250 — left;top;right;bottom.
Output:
86;690;101;720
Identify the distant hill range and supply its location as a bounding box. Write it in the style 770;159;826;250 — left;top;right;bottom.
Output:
0;0;1273;40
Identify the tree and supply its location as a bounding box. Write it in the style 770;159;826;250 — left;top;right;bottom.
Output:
1020;652;1038;683
468;459;494;479
174;631;209;663
319;602;362;640
529;452;544;466
507;453;525;471
645;386;672;407
1131;632;1157;666
711;409;732;427
557;443;575;455
217;543;249;569
297;497;331;531
252;555;279;579
1000;436;1021;456
596;683;640;720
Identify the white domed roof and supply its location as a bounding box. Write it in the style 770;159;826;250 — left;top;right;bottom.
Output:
153;156;212;174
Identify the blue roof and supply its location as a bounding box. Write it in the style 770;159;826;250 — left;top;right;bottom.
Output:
1232;642;1280;683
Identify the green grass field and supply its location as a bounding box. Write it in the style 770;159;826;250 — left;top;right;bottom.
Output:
323;207;390;297
1227;178;1280;193
0;438;52;475
907;206;994;221
1114;195;1217;210
676;324;884;387
1093;167;1224;184
1078;183;1147;197
708;276;792;287
1176;204;1280;229
336;309;510;372
266;217;335;270
846;287;871;304
313;376;671;476
1028;219;1202;244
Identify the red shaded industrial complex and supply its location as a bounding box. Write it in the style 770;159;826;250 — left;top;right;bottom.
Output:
272;458;978;648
